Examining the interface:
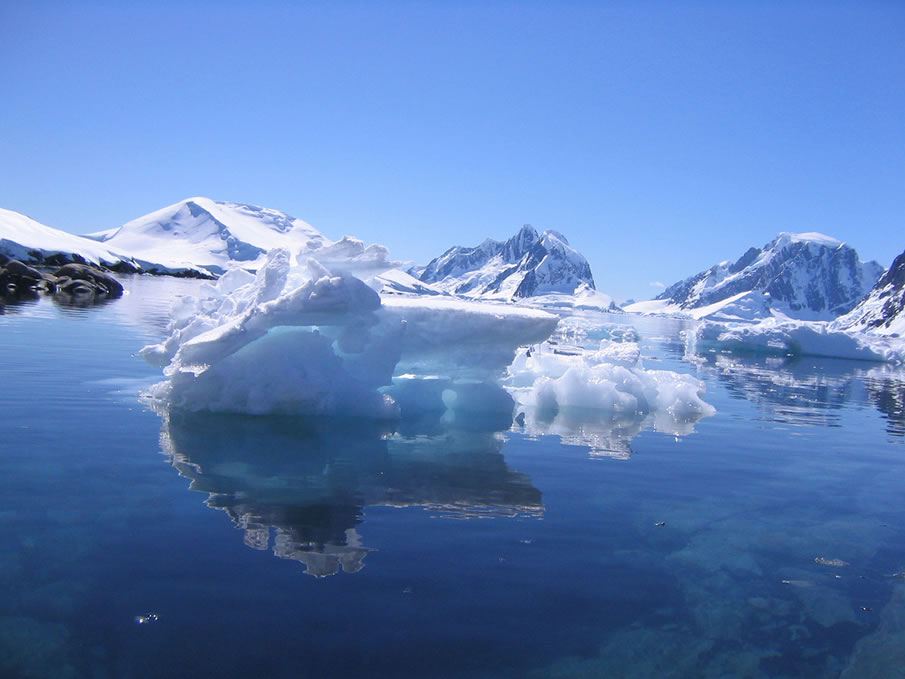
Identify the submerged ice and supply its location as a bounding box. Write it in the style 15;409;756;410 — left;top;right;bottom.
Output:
142;246;716;422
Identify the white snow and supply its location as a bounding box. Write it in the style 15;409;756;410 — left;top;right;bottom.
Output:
688;318;905;363
778;231;842;248
97;197;328;274
141;246;560;417
629;231;881;322
520;283;620;312
0;207;134;267
503;338;716;422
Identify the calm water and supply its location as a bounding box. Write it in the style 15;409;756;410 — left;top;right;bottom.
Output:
2;277;904;679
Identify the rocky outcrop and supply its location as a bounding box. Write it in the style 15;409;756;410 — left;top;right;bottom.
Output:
834;247;905;336
0;258;124;304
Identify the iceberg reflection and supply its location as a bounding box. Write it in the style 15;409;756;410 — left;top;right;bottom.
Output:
516;404;709;460
158;411;543;577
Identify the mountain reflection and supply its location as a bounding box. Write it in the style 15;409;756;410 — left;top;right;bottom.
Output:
690;354;905;437
864;369;905;439
159;411;543;577
699;354;867;427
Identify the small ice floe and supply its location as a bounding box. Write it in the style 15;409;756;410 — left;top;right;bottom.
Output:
134;613;159;625
782;579;816;588
814;557;850;567
654;521;666;527
890;571;905;580
861;606;873;612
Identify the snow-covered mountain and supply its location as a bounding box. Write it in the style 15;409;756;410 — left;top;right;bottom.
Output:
89;197;332;275
833;247;905;336
415;225;615;308
0;207;142;271
626;232;883;321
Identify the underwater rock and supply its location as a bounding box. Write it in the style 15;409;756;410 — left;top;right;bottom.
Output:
841;583;905;678
0;615;77;679
531;626;714;679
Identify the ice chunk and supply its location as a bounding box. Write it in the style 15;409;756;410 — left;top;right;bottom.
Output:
504;338;716;422
689;318;905;363
141;247;559;417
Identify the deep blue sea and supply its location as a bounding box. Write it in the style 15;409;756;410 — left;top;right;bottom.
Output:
2;276;904;679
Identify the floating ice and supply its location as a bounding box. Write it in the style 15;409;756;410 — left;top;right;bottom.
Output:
142;246;717;422
688;318;905;363
141;248;558;418
504;336;716;427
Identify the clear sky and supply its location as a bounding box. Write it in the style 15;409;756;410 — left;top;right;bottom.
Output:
1;1;902;301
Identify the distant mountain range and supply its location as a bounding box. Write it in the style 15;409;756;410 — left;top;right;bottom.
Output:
626;232;884;321
4;200;899;323
413;224;618;310
0;200;617;309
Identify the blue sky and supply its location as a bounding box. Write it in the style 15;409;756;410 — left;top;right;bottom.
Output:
1;1;902;301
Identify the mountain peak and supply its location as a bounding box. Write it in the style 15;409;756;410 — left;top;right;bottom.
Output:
650;232;882;321
97;198;325;274
417;225;596;300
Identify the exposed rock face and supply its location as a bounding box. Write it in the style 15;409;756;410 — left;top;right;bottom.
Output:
0;259;53;297
834;248;905;336
416;225;596;300
0;259;124;304
656;233;883;320
50;263;124;298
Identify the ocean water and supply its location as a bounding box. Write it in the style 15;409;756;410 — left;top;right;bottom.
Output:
2;277;904;679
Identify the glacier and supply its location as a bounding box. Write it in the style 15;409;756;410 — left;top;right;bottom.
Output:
142;245;715;422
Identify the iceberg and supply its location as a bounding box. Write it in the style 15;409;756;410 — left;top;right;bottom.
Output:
141;247;559;418
687;318;905;364
504;337;715;422
142;245;716;422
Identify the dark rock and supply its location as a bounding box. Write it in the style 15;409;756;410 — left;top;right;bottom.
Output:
52;264;124;297
0;259;52;296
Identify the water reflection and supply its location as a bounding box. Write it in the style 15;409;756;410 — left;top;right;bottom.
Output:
864;368;905;440
159;411;543;577
516;406;710;460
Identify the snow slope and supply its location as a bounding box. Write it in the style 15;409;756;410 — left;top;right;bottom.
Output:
415;225;612;306
626;232;883;321
92;197;331;275
833;247;905;336
0;207;138;269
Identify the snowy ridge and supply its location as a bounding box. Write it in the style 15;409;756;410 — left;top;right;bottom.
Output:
95;197;329;275
834;247;905;336
416;225;615;308
627;232;883;321
0;207;139;270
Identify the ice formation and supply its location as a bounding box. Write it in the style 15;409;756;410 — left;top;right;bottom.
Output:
688;318;905;363
504;338;716;422
142;245;718;422
141;248;559;418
